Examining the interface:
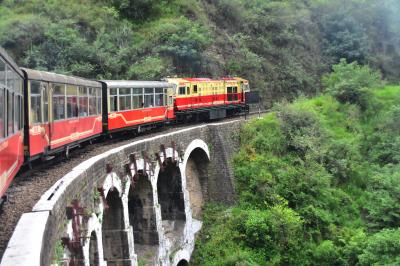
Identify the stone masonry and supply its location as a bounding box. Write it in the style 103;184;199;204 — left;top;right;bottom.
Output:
0;118;245;266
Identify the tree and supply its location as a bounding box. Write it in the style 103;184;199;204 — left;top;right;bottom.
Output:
322;59;382;110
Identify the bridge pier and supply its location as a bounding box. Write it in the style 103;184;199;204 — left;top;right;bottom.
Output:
1;120;244;266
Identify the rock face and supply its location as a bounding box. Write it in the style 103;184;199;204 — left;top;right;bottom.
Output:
1;119;244;266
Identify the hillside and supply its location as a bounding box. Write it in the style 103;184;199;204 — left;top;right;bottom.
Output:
1;0;400;106
191;61;400;265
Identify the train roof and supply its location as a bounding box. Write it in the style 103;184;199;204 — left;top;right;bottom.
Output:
166;77;248;84
0;46;24;77
101;80;173;89
21;68;101;88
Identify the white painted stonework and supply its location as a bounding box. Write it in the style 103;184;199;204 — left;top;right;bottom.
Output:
1;118;235;265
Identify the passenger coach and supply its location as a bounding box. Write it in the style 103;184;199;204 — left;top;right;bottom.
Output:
0;47;24;204
22;68;103;160
101;80;174;133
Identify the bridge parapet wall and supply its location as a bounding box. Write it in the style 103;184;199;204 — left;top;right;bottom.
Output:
1;119;244;266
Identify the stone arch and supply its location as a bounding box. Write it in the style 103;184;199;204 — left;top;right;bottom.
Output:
82;214;104;266
156;149;186;245
171;249;191;266
184;139;210;219
89;231;99;266
128;171;159;264
177;259;189;266
102;188;130;263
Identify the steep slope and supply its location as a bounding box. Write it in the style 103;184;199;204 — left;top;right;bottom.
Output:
1;0;400;105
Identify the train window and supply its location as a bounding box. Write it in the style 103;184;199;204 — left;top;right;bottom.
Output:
144;88;154;108
14;94;19;131
17;76;23;94
233;86;238;100
30;81;42;124
53;84;66;121
66;85;78;119
19;95;23;129
132;88;142;109
0;88;4;138
193;85;198;93
132;88;142;94
97;88;102;114
109;88;118;112
120;88;130;94
155;93;164;107
0;59;5;86
7;91;13;135
155;88;164;107
89;87;98;116
145;88;153;94
154;87;164;106
6;65;13;90
179;87;185;95
118;88;131;111
13;71;19;93
78;87;88;117
42;83;49;123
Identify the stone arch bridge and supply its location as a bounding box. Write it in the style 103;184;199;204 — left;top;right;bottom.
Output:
1;119;244;266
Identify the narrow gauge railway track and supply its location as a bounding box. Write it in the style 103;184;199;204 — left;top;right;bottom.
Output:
0;110;266;260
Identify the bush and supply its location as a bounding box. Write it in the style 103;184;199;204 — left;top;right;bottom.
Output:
358;229;400;265
240;204;304;264
363;165;400;231
367;105;400;165
322;59;383;110
275;104;326;160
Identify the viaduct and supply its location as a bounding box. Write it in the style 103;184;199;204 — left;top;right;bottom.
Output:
0;119;245;266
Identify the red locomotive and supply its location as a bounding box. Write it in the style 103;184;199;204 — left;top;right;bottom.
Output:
0;46;253;208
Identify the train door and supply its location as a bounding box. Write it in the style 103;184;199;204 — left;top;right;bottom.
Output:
166;87;175;119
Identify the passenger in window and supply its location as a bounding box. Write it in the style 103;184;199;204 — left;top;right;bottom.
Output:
80;109;87;117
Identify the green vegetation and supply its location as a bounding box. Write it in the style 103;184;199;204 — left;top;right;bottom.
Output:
1;1;400;262
192;61;400;265
1;0;400;105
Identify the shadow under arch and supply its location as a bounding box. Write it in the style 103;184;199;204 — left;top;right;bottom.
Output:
177;259;189;266
157;160;186;245
102;189;130;263
185;147;210;219
128;173;159;264
89;231;99;266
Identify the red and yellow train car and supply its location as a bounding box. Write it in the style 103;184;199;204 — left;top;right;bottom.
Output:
166;77;249;120
22;69;103;159
101;80;174;133
0;47;24;202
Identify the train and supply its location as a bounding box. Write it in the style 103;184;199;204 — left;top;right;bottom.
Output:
0;46;255;207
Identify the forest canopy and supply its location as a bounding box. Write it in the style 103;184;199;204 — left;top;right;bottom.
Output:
1;0;400;105
191;61;400;265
